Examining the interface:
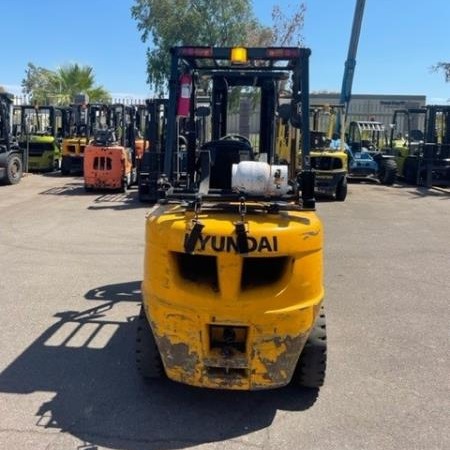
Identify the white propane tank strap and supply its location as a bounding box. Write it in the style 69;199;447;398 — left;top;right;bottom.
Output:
231;161;289;196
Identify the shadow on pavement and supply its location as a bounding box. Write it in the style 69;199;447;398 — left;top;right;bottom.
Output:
39;182;86;196
38;177;149;209
0;281;319;450
85;280;142;303
392;182;450;199
87;190;148;211
41;171;70;178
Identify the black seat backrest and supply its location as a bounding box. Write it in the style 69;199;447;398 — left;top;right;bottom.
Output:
201;140;254;189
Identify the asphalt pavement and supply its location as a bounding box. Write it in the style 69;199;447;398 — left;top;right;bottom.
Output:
0;173;449;450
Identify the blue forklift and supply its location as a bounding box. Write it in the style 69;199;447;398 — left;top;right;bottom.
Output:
346;120;398;185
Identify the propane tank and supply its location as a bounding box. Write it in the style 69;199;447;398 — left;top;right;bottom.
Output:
231;161;289;196
177;72;192;117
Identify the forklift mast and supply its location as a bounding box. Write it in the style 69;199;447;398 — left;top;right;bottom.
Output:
0;93;13;152
20;106;58;136
145;99;168;152
163;46;312;206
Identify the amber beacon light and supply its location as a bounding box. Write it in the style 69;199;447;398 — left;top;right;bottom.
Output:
231;47;248;63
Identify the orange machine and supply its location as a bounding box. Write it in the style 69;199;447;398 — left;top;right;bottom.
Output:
83;105;137;192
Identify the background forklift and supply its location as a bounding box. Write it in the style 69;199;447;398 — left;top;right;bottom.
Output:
346;120;397;185
83;104;138;192
0;92;23;185
390;106;450;187
275;103;347;200
309;104;348;200
137;46;326;391
390;107;426;183
61;95;108;175
134;103;148;174
137;98;169;202
18;105;64;172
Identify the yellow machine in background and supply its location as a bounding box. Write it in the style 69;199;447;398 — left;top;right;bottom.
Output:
276;103;348;201
309;105;348;201
136;46;327;391
61;95;108;175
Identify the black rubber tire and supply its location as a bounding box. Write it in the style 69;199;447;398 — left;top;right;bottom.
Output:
335;177;348;201
138;189;155;203
403;159;418;185
135;305;164;380
120;180;127;193
138;188;147;203
61;157;70;176
379;159;397;185
5;154;23;185
292;306;327;388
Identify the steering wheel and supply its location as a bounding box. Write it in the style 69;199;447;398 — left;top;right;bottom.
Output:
219;134;252;147
178;135;188;147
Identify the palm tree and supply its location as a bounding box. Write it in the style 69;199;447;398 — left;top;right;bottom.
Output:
54;63;110;104
22;62;110;106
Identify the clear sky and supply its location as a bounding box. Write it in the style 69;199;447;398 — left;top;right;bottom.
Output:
0;0;448;103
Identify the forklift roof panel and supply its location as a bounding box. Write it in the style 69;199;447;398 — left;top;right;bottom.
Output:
171;46;311;71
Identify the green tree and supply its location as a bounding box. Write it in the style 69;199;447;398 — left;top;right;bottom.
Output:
132;0;306;91
432;62;450;82
271;2;306;46
131;0;257;91
21;63;59;105
21;63;110;105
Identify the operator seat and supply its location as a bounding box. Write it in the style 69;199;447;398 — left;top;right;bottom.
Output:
200;139;254;189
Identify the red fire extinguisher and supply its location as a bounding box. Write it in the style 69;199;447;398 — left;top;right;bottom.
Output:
177;72;192;117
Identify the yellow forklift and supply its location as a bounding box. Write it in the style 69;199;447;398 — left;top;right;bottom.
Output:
61;95;108;175
136;46;326;390
309;104;348;201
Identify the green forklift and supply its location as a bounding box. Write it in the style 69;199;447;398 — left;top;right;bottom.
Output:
18;105;65;172
390;106;450;186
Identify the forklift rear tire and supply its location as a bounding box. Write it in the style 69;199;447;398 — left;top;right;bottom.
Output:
138;188;147;203
292;306;327;388
6;155;23;185
61;157;71;176
403;160;417;185
120;178;127;193
136;305;164;380
379;159;397;185
335;177;347;201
